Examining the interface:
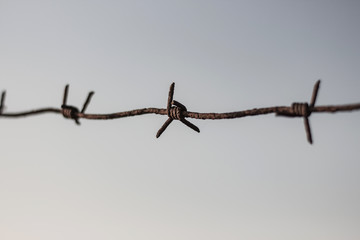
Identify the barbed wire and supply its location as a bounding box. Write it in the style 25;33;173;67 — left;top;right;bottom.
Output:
0;80;359;144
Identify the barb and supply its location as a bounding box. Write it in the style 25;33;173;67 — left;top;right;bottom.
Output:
0;91;6;114
61;84;94;125
276;80;321;144
0;80;359;144
156;83;200;138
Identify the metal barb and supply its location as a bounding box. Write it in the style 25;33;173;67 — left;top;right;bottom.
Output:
180;118;200;133
0;91;6;114
276;80;322;144
310;80;321;108
304;117;312;144
167;83;175;116
156;82;200;138
61;85;95;125
172;100;187;111
302;80;321;144
61;85;80;125
63;84;69;105
156;118;173;138
81;91;95;113
301;80;321;144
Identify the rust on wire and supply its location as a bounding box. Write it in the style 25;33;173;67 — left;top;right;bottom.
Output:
0;80;359;144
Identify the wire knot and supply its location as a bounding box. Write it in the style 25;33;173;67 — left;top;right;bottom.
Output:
169;106;183;120
61;105;80;124
291;102;310;117
168;102;187;120
156;83;200;138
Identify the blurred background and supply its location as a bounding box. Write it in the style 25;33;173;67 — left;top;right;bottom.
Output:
0;1;359;239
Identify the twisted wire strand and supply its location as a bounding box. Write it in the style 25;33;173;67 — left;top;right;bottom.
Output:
1;104;359;120
0;81;359;144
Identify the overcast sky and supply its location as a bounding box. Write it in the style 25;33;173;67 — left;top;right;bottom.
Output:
1;1;360;239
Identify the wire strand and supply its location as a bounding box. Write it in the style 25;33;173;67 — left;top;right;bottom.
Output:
0;81;359;143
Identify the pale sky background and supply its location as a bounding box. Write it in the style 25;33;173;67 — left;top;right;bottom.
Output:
1;1;360;239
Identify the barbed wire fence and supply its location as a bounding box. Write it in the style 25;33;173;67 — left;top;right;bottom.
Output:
1;80;359;144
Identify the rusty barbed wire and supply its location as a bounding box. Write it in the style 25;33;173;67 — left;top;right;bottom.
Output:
0;80;359;144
